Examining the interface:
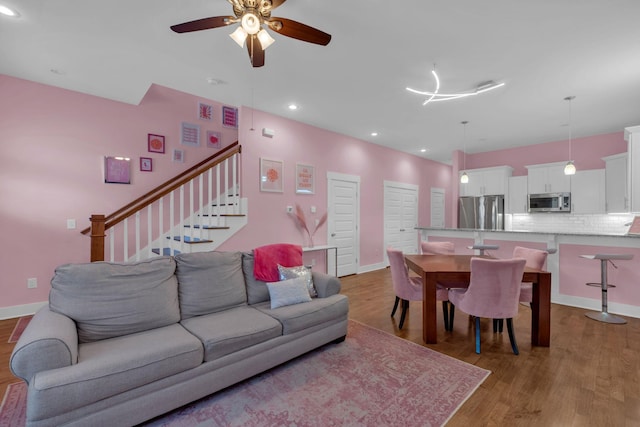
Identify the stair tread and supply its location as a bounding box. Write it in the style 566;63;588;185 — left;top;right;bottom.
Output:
167;236;213;244
152;248;182;256
184;225;230;230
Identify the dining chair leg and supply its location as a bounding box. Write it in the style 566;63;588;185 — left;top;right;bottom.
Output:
506;318;519;355
475;316;481;354
391;296;400;317
498;319;504;333
442;301;449;331
493;319;498;333
399;300;409;329
449;303;455;331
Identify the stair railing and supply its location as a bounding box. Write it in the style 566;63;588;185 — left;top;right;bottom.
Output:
81;142;241;262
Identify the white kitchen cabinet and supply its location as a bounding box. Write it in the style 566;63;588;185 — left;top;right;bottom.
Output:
625;125;640;212
571;169;605;214
526;162;572;194
603;153;628;213
459;166;512;197
507;176;528;214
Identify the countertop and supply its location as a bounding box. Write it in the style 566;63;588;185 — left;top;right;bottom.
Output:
415;227;640;239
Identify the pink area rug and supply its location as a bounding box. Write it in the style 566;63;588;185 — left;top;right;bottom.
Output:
8;316;32;343
143;320;490;426
1;320;490;427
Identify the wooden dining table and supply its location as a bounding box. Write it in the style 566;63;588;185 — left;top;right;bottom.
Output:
404;254;551;346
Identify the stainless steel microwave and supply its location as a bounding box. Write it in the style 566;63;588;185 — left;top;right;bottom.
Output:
528;192;571;212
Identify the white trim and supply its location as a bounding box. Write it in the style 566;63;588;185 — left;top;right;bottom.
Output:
383;180;418;191
0;301;47;320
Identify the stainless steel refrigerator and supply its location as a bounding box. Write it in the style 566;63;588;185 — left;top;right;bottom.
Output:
458;195;505;230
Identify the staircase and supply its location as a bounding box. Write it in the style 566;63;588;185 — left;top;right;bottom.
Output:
82;142;246;262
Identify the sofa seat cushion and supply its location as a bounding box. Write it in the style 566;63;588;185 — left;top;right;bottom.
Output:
180;306;282;362
29;324;203;421
254;294;349;335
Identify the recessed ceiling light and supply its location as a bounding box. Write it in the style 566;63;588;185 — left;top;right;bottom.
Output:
371;132;378;137
206;77;226;85
288;104;298;110
420;148;428;153
0;5;18;16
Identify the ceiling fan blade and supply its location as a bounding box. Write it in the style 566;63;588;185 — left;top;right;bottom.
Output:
247;35;265;67
267;17;331;45
269;0;288;10
170;16;235;33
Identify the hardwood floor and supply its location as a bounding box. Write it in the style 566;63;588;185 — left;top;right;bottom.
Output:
1;267;639;426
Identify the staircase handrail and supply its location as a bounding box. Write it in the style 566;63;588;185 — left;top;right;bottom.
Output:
81;142;241;235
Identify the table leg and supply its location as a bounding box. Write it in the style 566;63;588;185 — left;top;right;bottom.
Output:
423;273;438;344
531;272;551;346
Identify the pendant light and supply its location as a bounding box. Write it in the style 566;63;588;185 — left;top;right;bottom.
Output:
460;121;469;184
564;96;576;175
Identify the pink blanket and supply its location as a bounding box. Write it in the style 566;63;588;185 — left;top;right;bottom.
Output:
254;243;303;282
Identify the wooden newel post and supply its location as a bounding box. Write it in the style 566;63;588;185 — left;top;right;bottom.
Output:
90;214;106;262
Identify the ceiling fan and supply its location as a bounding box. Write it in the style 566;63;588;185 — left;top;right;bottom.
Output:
170;0;331;67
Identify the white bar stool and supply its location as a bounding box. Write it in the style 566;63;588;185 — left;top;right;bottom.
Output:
579;254;634;324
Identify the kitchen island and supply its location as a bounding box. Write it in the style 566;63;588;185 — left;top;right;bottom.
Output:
417;227;640;319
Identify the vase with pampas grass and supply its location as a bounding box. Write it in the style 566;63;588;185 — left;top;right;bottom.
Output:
291;204;327;248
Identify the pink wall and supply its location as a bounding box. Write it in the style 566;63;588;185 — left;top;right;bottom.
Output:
0;76;238;311
215;107;453;268
0;74;453;312
466;132;626;176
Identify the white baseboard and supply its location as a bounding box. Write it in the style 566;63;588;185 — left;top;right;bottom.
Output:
0;301;47;320
552;294;640;319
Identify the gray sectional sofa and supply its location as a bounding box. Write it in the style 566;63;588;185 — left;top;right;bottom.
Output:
10;251;349;427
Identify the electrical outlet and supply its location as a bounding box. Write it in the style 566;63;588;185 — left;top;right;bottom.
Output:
286;205;293;213
27;278;37;289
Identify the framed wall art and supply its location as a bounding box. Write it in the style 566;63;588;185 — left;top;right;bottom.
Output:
104;156;131;184
222;106;238;129
140;157;152;172
172;149;184;163
295;163;315;194
181;122;200;146
148;134;165;153
198;102;213;121
206;130;222;149
260;158;283;193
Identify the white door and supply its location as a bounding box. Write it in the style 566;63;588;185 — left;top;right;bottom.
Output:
430;188;445;228
327;173;359;277
384;181;418;259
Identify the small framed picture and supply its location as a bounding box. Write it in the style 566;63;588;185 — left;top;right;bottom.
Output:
104;156;131;184
260;158;283;193
172;149;185;163
296;163;315;194
222;106;238;128
148;134;165;153
206;130;222;149
198;102;213;121
140;157;153;172
181;122;200;146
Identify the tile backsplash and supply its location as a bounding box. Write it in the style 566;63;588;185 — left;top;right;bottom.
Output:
507;213;635;235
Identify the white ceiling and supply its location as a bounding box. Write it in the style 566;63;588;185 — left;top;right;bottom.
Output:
2;0;640;163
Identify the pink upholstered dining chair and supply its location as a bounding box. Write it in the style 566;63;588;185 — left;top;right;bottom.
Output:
421;241;454;255
513;246;548;305
448;257;527;354
387;247;453;331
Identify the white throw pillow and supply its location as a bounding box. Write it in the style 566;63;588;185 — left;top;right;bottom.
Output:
266;276;313;309
277;264;317;297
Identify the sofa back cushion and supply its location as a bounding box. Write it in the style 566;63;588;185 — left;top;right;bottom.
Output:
175;251;247;319
50;257;180;343
242;252;270;305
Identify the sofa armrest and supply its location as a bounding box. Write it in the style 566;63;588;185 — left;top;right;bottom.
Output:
312;272;341;298
10;305;78;384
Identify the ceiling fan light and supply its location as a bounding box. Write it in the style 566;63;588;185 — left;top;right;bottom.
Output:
460;172;469;184
230;26;248;47
241;12;261;35
564;161;576;175
257;29;275;50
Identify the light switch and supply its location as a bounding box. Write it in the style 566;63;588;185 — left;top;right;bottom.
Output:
310;206;316;213
67;219;76;229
